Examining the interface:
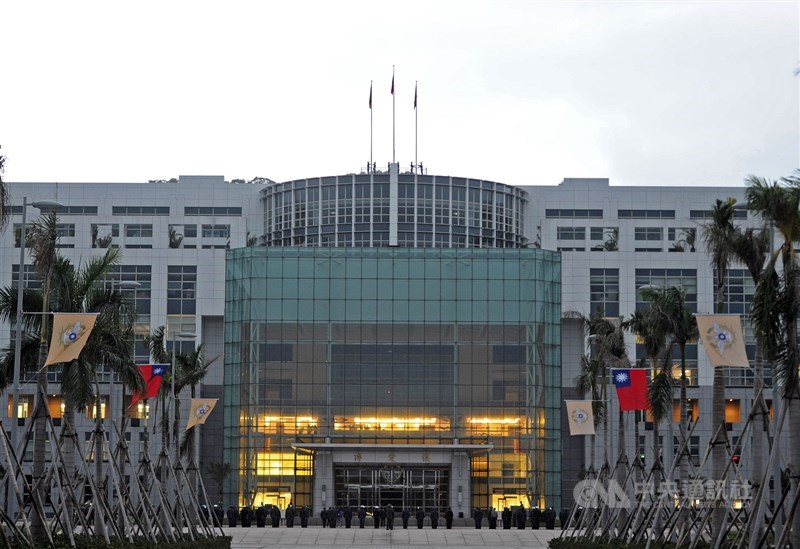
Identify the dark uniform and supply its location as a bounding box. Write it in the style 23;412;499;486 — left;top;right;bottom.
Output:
445;507;454;529
515;507;526;529
544;507;556;529
401;508;410;529
255;505;266;527
473;508;483;529
227;506;238;527
385;505;394;530
559;508;569;529
416;507;425;529
240;506;251;527
214;504;224;527
286;505;295;527
344;507;353;528
489;507;497;529
502;507;512;529
373;507;381;528
357;506;367;528
299;506;309;528
271;506;281;527
430;508;439;529
321;508;328;528
531;507;541;529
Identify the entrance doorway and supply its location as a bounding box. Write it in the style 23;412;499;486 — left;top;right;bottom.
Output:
334;465;450;510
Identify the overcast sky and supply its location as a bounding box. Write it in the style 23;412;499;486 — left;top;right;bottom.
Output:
1;1;797;187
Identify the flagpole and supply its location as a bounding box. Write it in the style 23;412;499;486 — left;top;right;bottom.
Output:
415;81;418;172
370;80;373;173
392;65;396;165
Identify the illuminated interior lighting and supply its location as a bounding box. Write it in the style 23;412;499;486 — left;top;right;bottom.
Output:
468;418;521;425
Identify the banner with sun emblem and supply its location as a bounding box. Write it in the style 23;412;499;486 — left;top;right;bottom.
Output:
565;400;595;436
185;398;218;430
695;314;750;368
44;313;99;366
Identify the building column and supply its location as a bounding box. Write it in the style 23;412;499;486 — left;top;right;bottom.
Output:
389;162;399;246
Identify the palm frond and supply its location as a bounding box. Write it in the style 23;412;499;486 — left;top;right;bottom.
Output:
649;372;673;423
26;211;59;281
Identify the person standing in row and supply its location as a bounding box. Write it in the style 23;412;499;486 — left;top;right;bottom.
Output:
286;504;295;527
530;506;541;529
502;507;512;529
473;507;483;529
430;507;439;529
416;507;425;528
488;507;498;529
515;506;526;529
271;505;281;527
227;505;238;527
255;505;265;528
385;504;395;530
299;506;309;528
373;507;381;529
357;506;366;528
401;507;410;529
344;506;353;528
445;507;454;529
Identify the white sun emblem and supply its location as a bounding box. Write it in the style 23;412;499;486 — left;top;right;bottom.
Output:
572;407;590;425
615;371;628;384
61;321;87;347
707;322;734;355
194;404;211;419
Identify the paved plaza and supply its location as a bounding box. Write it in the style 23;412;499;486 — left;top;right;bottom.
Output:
223;526;562;548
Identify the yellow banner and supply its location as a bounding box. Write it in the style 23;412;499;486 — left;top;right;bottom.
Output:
565;400;595;436
45;313;99;366
695;314;750;368
186;398;218;430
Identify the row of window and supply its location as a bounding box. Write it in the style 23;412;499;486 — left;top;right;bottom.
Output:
9;205;242;217
546;208;748;220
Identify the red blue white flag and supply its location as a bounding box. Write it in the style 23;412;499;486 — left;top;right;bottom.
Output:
130;364;170;406
612;369;649;411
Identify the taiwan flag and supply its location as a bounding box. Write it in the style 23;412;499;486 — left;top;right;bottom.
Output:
612;369;649;411
130;364;170;407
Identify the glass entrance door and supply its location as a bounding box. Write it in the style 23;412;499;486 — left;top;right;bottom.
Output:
334;465;449;511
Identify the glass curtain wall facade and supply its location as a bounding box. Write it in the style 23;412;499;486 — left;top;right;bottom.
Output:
224;247;561;513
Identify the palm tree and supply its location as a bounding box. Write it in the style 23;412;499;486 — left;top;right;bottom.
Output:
702;197;738;542
207;462;231;503
24;211;59;538
0;247;144;529
623;307;671;527
746;172;800;547
641;286;698;530
731;226;770;546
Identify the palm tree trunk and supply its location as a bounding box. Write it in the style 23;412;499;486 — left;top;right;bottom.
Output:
710;366;727;544
678;346;689;533
94;380;107;539
652;421;663;536
61;396;77;525
748;346;766;547
616;408;628;531
30;341;49;538
188;385;197;496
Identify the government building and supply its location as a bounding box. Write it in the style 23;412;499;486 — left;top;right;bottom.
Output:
0;164;765;515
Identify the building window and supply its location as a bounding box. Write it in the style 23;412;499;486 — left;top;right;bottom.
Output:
373;183;390;224
91;224;119;248
51;205;98;216
545;209;603;219
167;266;197;315
125;224;153;238
202;224;230;238
619;209;675;219
113;206;169;216
719;269;761;387
56;223;76;237
590;268;619;317
634;227;663;241
673;434;700;466
557;227;586;240
725;399;741;423
667;228;697;252
184;206;242;216
690;209;747;220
